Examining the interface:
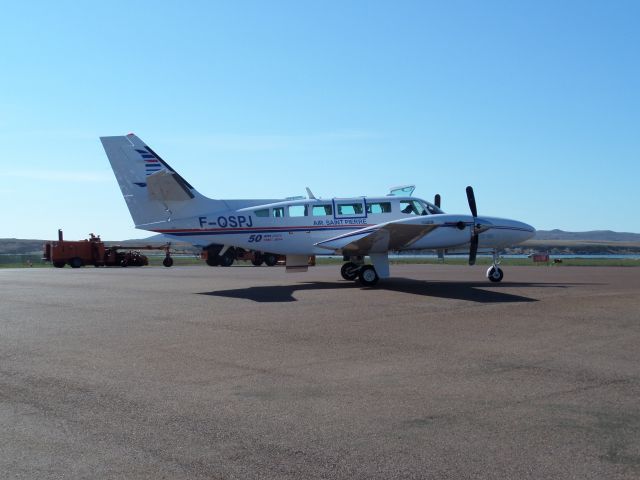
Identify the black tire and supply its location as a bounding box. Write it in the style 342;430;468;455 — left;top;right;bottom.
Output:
251;253;263;266
53;261;65;268
219;248;235;267
263;253;278;267
206;255;220;266
163;257;174;267
341;262;360;281
358;265;379;286
205;245;223;266
69;257;83;269
487;266;504;283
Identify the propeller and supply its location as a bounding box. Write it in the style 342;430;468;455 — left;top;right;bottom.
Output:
434;194;441;209
466;186;479;265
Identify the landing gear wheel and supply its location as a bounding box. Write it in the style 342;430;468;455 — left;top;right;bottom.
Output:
69;257;83;269
358;265;379;287
263;253;278;267
486;266;504;283
163;257;174;267
341;262;360;281
251;253;263;266
205;245;223;266
219;248;235;267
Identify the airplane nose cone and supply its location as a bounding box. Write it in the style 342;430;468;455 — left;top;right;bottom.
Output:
510;220;536;243
519;221;536;241
481;217;535;246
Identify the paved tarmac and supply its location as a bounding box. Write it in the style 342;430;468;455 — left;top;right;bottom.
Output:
1;264;639;479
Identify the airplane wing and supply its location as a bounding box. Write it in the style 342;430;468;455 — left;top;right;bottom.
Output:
315;218;442;254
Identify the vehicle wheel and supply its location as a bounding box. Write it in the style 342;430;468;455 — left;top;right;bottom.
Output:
358;265;379;287
163;257;174;267
206;254;220;266
120;259;128;267
53;261;65;268
69;257;83;268
263;253;278;267
251;254;263;266
486;266;504;283
205;245;223;266
219;248;235;267
340;262;360;281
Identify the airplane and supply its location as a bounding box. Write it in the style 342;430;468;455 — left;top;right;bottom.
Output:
100;133;535;286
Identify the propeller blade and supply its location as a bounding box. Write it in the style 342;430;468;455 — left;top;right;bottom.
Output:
466;186;477;218
434;194;441;208
469;233;479;265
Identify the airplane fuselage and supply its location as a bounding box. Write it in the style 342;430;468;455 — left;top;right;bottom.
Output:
151;196;534;255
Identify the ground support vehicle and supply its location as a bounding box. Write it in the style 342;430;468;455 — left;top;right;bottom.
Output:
42;230;174;268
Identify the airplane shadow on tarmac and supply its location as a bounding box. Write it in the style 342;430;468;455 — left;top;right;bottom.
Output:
198;278;595;303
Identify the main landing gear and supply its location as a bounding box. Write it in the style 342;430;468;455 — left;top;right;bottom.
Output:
340;259;380;287
486;251;504;283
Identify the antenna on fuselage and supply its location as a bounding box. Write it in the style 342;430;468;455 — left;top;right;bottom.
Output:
305;187;317;200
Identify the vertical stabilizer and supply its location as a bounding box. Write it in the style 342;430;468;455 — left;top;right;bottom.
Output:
100;134;220;228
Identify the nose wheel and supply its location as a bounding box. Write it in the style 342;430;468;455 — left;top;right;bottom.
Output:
486;251;504;282
486;266;504;282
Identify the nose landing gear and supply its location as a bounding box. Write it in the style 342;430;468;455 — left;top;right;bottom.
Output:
486;251;504;282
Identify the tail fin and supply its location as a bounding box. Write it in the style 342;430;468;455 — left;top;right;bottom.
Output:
100;134;220;228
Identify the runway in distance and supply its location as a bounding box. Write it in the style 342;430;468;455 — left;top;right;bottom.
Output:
101;134;535;286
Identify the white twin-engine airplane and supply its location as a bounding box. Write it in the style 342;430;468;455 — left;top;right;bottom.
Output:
101;134;535;286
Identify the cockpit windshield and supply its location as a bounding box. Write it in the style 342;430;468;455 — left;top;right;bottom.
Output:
424;201;443;214
400;200;443;215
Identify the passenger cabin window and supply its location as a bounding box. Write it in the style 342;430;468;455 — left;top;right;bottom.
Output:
254;209;269;217
367;202;392;214
312;204;333;216
273;207;285;218
288;204;307;217
337;203;364;216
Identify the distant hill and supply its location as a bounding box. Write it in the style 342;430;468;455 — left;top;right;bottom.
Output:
533;229;640;242
0;239;47;255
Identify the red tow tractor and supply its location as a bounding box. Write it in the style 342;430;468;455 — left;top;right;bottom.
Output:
42;230;174;268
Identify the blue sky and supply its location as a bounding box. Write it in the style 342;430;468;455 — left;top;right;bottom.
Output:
1;1;638;240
